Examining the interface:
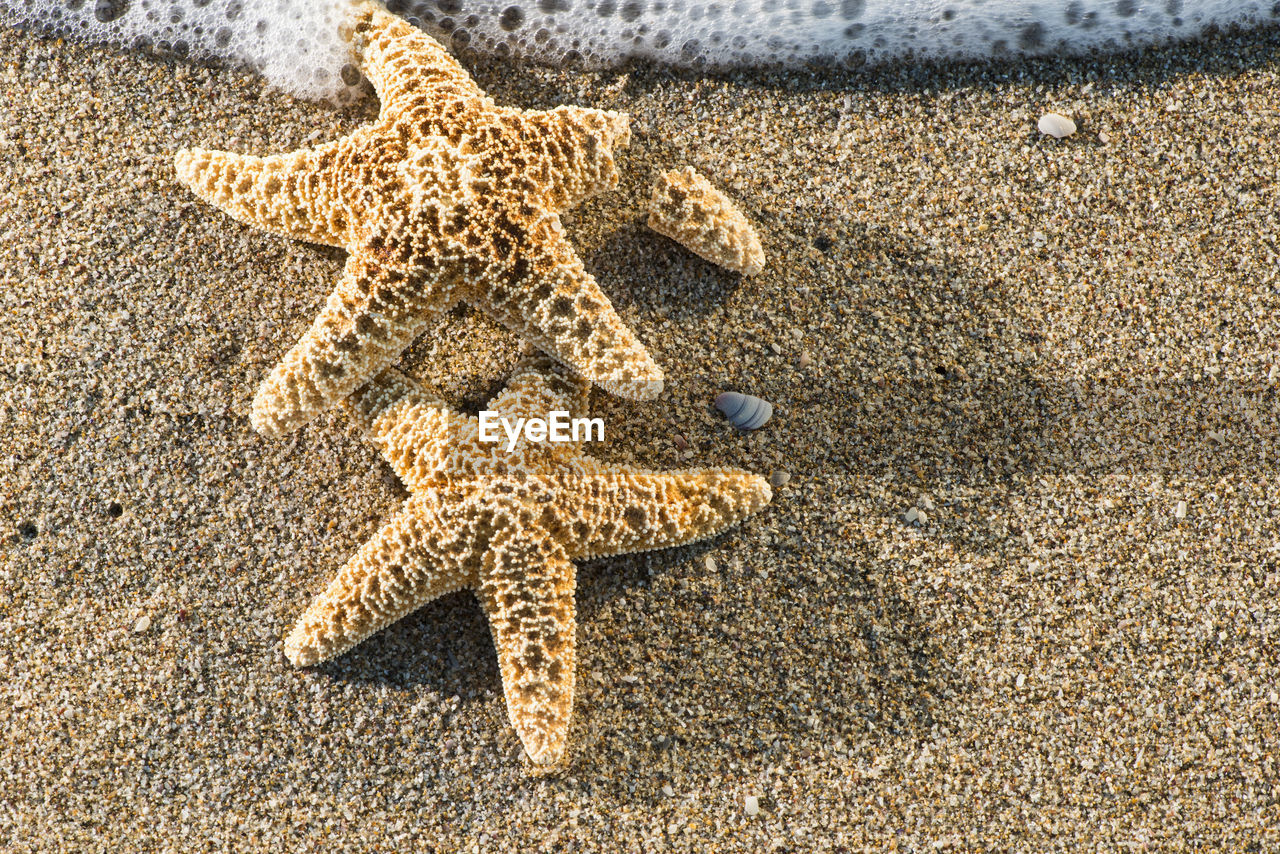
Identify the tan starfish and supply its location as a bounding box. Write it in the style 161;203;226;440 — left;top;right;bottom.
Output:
648;166;766;276
174;0;662;438
284;355;771;767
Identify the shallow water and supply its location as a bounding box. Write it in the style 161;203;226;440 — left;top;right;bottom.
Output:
2;0;1277;99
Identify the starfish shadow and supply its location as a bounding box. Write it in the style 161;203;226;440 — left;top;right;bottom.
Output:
308;591;500;702
766;216;1280;484
570;512;967;782
586;217;752;323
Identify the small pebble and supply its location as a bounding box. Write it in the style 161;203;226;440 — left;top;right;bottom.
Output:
621;674;639;684
798;350;813;368
133;615;151;634
744;795;760;816
1175;500;1187;519
673;432;689;451
704;554;718;573
769;470;790;488
1038;112;1077;138
919;495;935;511
662;785;675;797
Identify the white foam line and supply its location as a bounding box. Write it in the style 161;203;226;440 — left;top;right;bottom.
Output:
2;0;1276;100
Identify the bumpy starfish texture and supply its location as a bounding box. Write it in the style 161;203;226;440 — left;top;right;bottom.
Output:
284;355;771;767
174;0;663;438
647;166;765;276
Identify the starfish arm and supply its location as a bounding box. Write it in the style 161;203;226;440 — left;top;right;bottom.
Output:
560;469;773;561
348;1;486;120
346;367;449;433
347;367;487;491
522;107;632;212
474;234;664;401
476;519;578;767
486;352;590;424
284;491;477;666
174;140;352;248
251;252;454;438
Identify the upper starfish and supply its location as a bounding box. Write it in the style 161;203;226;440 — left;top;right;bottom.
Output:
284;355;771;767
174;0;663;438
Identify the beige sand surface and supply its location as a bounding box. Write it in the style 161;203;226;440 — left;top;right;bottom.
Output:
2;22;1279;851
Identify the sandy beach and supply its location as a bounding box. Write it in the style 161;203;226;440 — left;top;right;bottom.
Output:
2;19;1280;850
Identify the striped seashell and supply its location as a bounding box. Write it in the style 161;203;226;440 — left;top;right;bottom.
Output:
715;391;773;431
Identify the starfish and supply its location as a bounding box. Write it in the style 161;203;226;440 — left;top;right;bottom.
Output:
174;0;663;438
284;355;771;767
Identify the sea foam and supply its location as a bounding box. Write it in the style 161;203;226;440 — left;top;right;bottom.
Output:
2;0;1276;100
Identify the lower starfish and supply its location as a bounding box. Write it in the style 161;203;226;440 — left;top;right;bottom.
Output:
285;356;771;767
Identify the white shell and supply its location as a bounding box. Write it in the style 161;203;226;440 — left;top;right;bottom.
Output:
1038;112;1077;138
715;392;773;431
